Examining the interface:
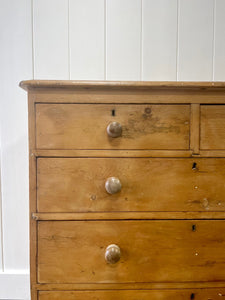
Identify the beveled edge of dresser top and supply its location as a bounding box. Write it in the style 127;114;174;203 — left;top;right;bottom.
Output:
20;80;225;91
20;80;225;105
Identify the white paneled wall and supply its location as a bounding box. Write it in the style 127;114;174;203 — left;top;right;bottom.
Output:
142;0;178;80
33;0;69;79
0;0;32;299
0;0;225;299
0;154;2;272
69;0;105;80
214;0;225;80
106;0;142;80
178;0;215;80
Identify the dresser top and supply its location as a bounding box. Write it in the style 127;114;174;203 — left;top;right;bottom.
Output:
20;80;225;91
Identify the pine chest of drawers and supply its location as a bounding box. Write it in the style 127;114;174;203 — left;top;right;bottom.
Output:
20;80;225;300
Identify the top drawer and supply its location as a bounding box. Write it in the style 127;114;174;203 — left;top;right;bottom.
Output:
201;105;225;150
36;104;190;150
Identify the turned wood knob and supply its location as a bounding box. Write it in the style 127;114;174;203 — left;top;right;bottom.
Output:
107;122;122;138
105;244;121;264
105;177;122;194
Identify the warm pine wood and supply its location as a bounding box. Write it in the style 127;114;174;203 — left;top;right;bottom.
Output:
201;105;225;150
33;149;194;157
33;149;225;157
28;94;38;300
34;281;225;290
37;158;225;213
199;150;225;157
38;289;225;300
190;104;200;154
32;211;225;220
36;104;190;150
33;89;225;104
19;80;225;91
38;220;225;283
21;81;225;299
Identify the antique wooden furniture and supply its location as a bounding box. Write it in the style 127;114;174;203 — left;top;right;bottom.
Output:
20;80;225;300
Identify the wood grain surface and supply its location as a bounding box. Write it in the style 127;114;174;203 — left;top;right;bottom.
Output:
19;80;225;91
22;81;225;299
37;158;225;212
28;94;38;300
35;104;190;150
38;289;225;300
38;220;225;283
32;211;225;220
190;104;200;154
201;105;225;150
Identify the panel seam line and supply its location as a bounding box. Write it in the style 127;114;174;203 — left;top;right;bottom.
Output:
140;0;143;81
104;0;107;80
68;0;71;80
31;0;35;79
176;0;180;81
212;0;216;81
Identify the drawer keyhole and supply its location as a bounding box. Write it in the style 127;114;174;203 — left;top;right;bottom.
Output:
190;293;195;299
111;109;115;116
192;162;197;170
192;224;196;232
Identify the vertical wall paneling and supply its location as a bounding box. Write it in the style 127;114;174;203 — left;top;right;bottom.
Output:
106;0;141;80
142;0;178;80
214;0;225;80
0;272;30;299
33;0;69;79
0;0;32;276
178;0;214;81
69;0;105;80
2;0;225;298
0;148;3;271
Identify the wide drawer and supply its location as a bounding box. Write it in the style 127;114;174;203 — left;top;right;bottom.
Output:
38;220;225;283
35;104;190;150
37;158;225;212
201;105;225;149
38;289;225;300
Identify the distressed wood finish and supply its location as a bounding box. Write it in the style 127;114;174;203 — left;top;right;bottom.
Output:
33;149;194;157
32;212;225;220
33;281;225;290
37;158;225;212
32;149;225;157
39;289;225;300
19;80;225;91
36;104;190;150
28;94;38;300
38;220;225;283
201;105;225;150
190;104;200;154
20;80;225;299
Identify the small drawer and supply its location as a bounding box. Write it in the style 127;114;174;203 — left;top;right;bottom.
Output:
35;104;190;150
201;105;225;149
38;289;225;300
38;220;225;283
37;158;225;213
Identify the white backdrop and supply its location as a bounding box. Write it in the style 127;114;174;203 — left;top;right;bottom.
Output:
0;0;225;299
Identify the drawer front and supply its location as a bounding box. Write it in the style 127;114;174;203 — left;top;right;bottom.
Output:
38;289;225;300
37;158;225;212
201;105;225;149
38;220;225;283
36;104;190;150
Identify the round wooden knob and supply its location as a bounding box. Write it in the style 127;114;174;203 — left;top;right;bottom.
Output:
105;177;122;194
105;244;121;264
107;122;122;138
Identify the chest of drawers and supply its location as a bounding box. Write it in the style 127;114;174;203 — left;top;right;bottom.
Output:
20;80;225;300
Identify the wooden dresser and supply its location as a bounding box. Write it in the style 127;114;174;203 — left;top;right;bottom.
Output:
20;81;225;300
